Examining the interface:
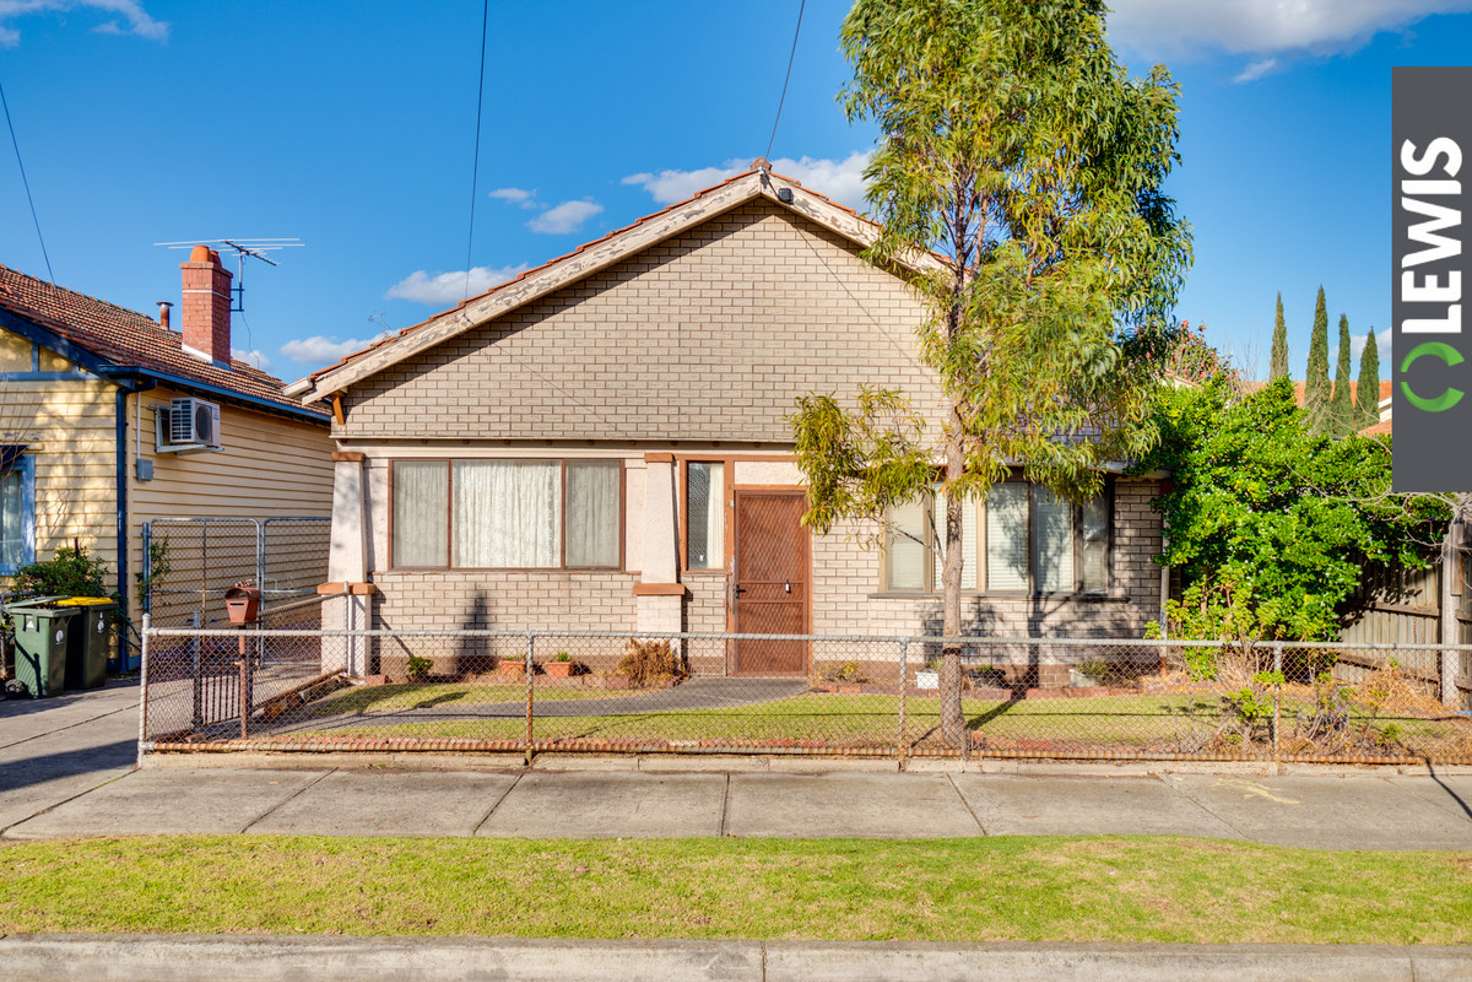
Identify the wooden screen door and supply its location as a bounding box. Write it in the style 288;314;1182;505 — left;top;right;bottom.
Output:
732;490;809;675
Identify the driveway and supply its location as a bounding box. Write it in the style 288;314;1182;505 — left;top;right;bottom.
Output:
0;682;138;833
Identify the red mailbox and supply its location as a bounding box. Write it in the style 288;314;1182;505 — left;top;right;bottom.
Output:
224;582;261;626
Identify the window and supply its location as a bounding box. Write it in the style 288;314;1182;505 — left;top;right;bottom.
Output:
684;461;725;569
881;479;1112;594
886;497;927;591
985;482;1029;591
1032;487;1074;593
0;454;35;574
390;458;622;570
933;491;978;590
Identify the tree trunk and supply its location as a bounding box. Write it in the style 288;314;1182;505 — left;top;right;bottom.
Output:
939;425;966;749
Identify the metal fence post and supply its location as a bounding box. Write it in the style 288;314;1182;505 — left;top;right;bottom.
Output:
897;639;909;767
525;630;535;766
1271;641;1283;762
136;614;150;766
190;609;203;728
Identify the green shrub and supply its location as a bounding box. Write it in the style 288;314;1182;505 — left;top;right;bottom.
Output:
405;653;432;681
14;546;111;598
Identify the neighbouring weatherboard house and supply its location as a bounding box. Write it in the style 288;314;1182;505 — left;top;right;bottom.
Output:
0;247;333;639
288;163;1169;682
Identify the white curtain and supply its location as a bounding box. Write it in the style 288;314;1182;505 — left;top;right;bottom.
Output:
1033;487;1074;592
887;497;926;590
454;460;559;567
392;461;448;567
685;462;724;568
0;467;22;568
566;461;620;567
933;492;978;590
985;483;1029;591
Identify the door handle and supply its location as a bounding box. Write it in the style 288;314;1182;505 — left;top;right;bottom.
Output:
783;581;791;593
733;585;747;596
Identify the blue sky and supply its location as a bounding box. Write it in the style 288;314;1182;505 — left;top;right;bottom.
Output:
2;1;1472;382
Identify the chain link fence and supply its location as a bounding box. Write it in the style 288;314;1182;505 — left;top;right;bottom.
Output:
137;625;1472;764
140;517;330;629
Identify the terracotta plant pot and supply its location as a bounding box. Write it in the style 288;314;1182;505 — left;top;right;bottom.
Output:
544;661;576;678
497;661;526;677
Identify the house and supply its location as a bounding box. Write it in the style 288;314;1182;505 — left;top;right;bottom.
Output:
0;247;333;639
288;163;1168;683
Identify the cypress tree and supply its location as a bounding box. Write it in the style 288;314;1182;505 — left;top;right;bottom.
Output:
1356;328;1381;431
1304;286;1332;434
1329;313;1354;437
1269;291;1289;380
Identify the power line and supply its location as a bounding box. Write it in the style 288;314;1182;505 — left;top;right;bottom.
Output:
764;0;806;162
1;80;53;283
463;0;490;300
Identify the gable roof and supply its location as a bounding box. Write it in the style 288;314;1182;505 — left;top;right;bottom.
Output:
0;263;327;421
288;163;942;404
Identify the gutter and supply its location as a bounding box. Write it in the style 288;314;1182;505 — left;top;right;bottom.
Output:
99;367;330;425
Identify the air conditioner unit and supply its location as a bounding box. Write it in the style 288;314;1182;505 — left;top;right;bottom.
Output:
155;397;222;453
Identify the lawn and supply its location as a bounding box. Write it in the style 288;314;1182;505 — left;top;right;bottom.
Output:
1;835;1469;944
259;686;1467;759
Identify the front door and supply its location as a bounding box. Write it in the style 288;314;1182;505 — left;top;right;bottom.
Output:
732;490;808;675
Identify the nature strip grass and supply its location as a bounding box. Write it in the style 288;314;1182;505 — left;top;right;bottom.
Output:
1;835;1468;944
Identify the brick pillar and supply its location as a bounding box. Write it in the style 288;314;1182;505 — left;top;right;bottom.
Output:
179;245;233;367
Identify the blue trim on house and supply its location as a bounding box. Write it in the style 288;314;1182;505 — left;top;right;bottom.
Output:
102;367;329;424
0;454;36;576
0;307;116;376
0;371;94;381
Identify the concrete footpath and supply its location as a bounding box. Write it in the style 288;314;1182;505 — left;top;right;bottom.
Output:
1;935;1468;982
2;684;1471;847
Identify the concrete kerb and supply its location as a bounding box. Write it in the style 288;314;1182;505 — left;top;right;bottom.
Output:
134;749;1472;779
1;935;1469;982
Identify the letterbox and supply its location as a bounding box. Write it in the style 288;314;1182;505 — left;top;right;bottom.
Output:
224;582;261;625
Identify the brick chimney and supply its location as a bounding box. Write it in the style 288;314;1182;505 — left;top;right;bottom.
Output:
179;245;233;367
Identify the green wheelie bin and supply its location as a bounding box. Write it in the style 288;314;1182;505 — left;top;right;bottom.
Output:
57;597;114;689
8;601;78;698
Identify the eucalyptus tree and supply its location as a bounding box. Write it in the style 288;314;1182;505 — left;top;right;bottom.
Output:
793;0;1191;746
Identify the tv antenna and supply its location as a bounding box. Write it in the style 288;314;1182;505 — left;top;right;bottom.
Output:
154;236;304;314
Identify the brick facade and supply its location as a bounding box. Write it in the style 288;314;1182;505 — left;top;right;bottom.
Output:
336;198;1168;679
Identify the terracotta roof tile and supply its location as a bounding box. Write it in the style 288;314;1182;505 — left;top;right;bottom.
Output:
0;263;326;420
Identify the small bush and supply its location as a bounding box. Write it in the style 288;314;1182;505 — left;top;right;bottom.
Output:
822;661;868;684
405;653;432;681
616;639;686;688
554;651;571;662
14;546;111;598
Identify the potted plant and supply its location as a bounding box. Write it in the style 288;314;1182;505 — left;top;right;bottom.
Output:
497;655;526;678
544;651;579;678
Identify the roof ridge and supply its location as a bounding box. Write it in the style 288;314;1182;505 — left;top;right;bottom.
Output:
307;166;768;383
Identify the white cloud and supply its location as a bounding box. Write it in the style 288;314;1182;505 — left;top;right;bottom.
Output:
489;187;537;209
0;0;167;46
1232;57;1280;84
279;332;394;367
385;264;530;305
527;199;603;235
622;151;873;209
1109;0;1472;60
232;347;270;370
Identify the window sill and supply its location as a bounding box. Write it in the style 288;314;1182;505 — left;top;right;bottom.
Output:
867;590;1127;602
